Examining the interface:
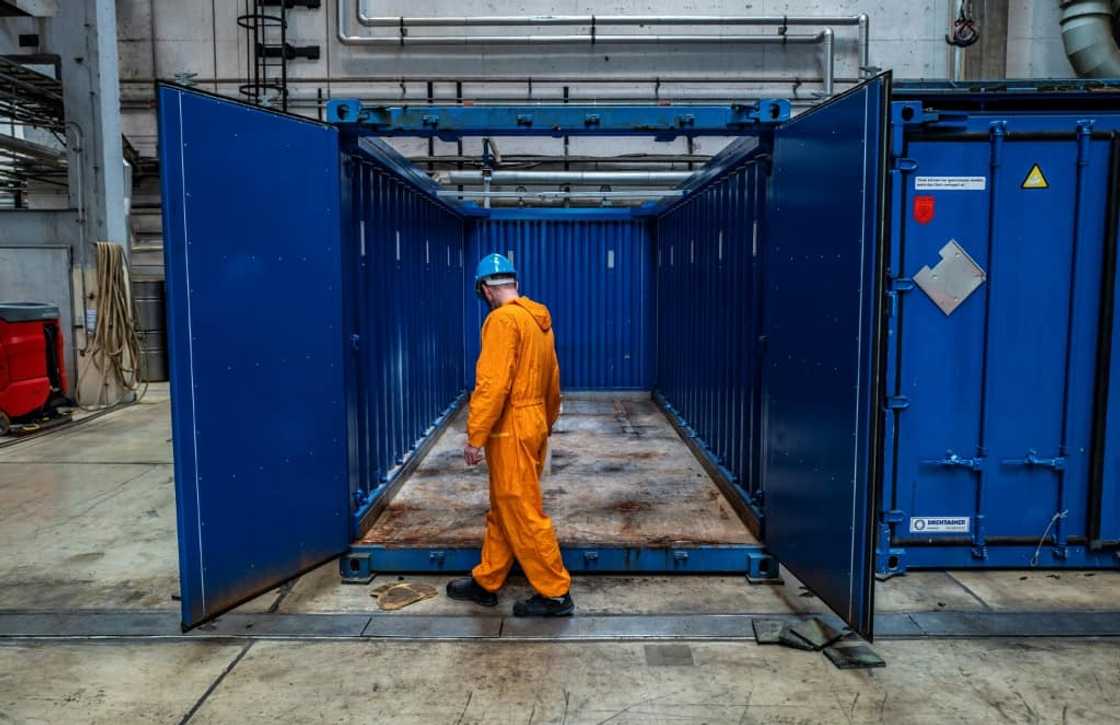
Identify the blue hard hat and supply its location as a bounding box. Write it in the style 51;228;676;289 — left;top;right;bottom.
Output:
474;253;517;296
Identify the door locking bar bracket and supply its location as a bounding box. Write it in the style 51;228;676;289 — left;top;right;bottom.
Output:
1002;449;1066;471
922;450;983;470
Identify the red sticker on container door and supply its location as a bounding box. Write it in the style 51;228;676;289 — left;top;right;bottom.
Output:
913;195;935;225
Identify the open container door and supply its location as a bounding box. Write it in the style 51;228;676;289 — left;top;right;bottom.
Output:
159;85;351;629
762;73;891;639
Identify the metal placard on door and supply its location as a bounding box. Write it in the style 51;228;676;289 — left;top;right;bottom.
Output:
913;239;986;316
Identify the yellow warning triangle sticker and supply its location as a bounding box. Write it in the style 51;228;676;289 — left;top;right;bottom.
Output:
1022;164;1049;190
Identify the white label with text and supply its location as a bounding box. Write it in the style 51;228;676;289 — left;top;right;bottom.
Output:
914;176;987;191
909;516;970;534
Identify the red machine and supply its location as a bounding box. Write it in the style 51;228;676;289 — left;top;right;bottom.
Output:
0;303;69;435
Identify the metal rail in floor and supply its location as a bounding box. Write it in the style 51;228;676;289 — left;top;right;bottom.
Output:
3;610;1120;642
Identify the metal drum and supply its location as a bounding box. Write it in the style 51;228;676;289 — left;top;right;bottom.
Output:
133;279;168;382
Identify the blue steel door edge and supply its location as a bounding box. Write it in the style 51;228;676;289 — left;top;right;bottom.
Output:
158;84;351;629
1090;135;1120;549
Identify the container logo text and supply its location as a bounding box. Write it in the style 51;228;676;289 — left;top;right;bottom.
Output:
909;516;970;533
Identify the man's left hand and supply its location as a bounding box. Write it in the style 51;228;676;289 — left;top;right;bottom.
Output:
464;445;484;466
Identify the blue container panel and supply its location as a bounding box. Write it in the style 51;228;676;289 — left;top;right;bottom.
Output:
345;149;466;520
465;212;654;390
654;162;762;499
158;86;351;627
883;125;1120;570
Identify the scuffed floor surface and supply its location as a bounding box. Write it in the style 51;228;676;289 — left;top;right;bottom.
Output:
4;638;1120;724
5;386;1120;723
360;397;757;547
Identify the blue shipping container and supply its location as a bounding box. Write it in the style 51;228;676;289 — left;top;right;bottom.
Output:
158;78;1120;637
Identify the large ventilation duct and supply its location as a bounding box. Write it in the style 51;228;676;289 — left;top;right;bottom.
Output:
1060;0;1120;78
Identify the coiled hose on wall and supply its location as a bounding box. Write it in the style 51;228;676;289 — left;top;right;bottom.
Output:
79;242;147;409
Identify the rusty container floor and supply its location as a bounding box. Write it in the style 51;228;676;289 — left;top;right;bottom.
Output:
357;396;758;549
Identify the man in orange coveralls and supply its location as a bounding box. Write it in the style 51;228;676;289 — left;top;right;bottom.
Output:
446;252;575;617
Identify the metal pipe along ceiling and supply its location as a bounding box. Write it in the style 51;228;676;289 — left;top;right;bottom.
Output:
439;170;693;186
338;0;860;91
1060;0;1120;78
437;189;681;199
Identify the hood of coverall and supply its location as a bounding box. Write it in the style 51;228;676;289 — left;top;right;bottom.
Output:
506;297;552;332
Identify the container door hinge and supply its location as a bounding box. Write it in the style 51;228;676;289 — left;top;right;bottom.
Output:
885;395;910;411
876;510;907;576
893;157;918;173
881;509;905;524
887;277;914;318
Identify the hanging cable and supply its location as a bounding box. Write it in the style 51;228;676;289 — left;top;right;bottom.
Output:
1029;509;1069;567
946;1;980;48
78;242;147;409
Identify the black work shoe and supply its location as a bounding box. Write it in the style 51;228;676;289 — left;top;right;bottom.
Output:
446;577;498;607
513;593;575;617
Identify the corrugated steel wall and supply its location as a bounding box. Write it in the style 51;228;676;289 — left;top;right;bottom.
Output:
345;151;466;509
465;212;654;390
654;161;764;497
880;112;1120;571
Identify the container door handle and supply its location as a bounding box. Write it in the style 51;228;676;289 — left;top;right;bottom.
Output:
921;450;982;470
1001;449;1065;471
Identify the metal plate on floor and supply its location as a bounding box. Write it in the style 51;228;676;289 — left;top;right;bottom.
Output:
752;618;786;644
778;625;819;651
787;617;846;650
823;633;887;669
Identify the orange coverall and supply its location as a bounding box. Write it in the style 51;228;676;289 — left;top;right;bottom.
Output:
468;296;572;597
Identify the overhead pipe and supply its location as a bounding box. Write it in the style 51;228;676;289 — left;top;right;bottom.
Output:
339;0;855;90
437;189;681;200
1060;0;1120;78
439;170;693;186
352;1;869;74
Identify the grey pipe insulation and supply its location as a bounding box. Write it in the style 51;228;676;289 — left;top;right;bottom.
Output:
1060;0;1120;78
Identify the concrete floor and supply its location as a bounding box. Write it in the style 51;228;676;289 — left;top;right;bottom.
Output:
2;388;1120;723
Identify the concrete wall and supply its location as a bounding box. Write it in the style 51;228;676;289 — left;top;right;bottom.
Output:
1007;0;1075;77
